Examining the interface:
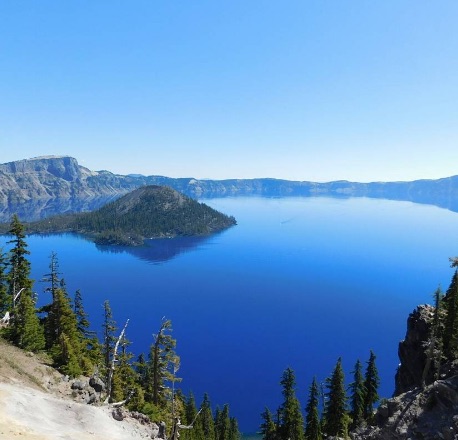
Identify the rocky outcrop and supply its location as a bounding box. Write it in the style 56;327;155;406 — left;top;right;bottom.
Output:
395;305;436;395
353;375;458;440
352;305;458;439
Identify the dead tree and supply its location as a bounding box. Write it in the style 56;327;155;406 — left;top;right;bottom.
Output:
104;318;129;404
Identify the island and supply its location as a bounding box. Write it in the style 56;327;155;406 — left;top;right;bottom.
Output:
11;185;236;246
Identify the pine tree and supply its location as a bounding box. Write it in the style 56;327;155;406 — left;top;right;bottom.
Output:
443;271;458;359
49;285;83;376
260;408;277;440
215;404;231;440
74;289;91;338
196;393;215;440
102;300;117;382
41;252;62;348
324;358;347;438
305;377;322;440
229;417;241;440
363;351;379;421
0;248;10;315
111;332;145;410
6;214;44;351
278;367;304;440
183;392;204;440
348;360;365;429
149;318;181;407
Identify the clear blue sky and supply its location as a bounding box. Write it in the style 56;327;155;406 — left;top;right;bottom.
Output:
1;1;457;182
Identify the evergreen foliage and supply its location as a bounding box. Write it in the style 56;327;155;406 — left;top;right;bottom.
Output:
102;300;117;381
215;404;231;440
196;393;216;440
183;392;204;440
363;351;379;421
260;408;278;440
149;318;181;407
0;248;9;315
278;367;304;440
443;270;458;359
304;377;322;440
228;417;240;440
24;186;237;246
348;360;365;429
48;285;83;376
6;214;44;351
324;358;348;438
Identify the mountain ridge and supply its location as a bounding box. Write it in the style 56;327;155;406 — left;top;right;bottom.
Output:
2;156;458;213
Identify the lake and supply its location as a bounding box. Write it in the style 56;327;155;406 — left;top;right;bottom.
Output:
2;196;458;433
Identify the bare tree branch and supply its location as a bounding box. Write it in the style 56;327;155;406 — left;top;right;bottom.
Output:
104;318;129;404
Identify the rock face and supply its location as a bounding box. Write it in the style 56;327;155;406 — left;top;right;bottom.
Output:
2;156;458;216
395;305;435;395
353;375;458;440
353;305;458;439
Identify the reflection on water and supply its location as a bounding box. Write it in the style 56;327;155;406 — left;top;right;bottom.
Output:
0;196;119;223
2;189;458;224
95;235;215;264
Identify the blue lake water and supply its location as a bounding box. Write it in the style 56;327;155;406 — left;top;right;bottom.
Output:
2;196;458;433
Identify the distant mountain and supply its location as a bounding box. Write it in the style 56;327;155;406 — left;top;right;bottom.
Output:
2;156;458;214
18;185;236;246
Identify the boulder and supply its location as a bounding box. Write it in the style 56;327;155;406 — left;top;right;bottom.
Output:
89;376;106;393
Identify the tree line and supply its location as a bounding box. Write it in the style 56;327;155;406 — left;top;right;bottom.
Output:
0;214;240;440
260;353;380;440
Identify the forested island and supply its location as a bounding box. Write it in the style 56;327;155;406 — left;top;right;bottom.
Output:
0;185;236;246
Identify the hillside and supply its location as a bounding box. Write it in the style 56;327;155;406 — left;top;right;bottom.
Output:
0;337;154;440
2;157;458;218
20;185;236;245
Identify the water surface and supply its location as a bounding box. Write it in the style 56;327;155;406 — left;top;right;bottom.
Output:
2;196;458;432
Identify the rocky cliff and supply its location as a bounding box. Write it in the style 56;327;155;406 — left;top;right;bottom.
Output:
2;156;458;215
353;305;458;440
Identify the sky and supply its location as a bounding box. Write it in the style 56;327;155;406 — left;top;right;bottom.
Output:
0;1;457;182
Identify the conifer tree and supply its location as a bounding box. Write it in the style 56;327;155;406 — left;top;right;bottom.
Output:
421;287;444;386
443;271;458;359
363;351;379;421
229;417;241;440
41;252;62;348
74;289;91;338
102;300;117;381
0;248;10;315
215;404;231;440
260;408;277;440
278;367;304;440
49;284;83;376
73;288;100;374
348;360;365;429
324;358;347;438
196;393;215;440
183;392;204;440
6;214;44;351
305;377;322;440
149;318;181;407
111;332;145;410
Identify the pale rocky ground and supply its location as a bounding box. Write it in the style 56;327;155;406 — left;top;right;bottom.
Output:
0;337;153;440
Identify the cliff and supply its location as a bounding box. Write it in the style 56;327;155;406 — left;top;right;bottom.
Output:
2;156;458;217
353;305;458;440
